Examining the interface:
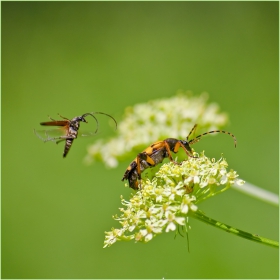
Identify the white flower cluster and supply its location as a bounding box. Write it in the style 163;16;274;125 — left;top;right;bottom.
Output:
103;154;244;248
84;91;229;167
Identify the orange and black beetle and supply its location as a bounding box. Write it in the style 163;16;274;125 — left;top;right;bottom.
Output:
122;124;236;189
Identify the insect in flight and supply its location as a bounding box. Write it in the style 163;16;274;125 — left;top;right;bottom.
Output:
34;112;117;158
122;124;237;190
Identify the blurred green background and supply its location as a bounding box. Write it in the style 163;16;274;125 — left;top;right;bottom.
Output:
2;2;278;278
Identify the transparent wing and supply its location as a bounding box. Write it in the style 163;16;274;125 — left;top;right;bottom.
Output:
34;127;68;143
34;127;99;143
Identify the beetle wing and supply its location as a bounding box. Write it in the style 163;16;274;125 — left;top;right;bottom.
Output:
122;142;165;181
150;141;165;150
34;126;68;141
40;120;69;126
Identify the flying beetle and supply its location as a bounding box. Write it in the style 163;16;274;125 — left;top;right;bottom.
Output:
122;124;237;190
34;112;117;158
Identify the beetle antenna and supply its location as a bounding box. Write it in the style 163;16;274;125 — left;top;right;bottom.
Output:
88;112;117;130
188;130;237;147
186;124;197;141
82;113;99;134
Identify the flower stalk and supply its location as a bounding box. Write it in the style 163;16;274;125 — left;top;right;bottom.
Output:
232;181;279;207
190;210;279;248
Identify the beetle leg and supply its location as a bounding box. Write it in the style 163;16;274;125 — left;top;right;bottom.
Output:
170;140;197;159
35;132;75;144
136;154;142;189
163;141;180;164
136;152;156;189
170;141;197;163
178;142;198;158
47;115;57;122
57;113;70;120
54;135;76;144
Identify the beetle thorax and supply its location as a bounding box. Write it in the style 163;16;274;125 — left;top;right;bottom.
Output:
164;138;179;152
67;120;80;137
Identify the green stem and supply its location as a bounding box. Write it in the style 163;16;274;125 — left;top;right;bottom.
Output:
190;210;279;248
232;181;279;207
